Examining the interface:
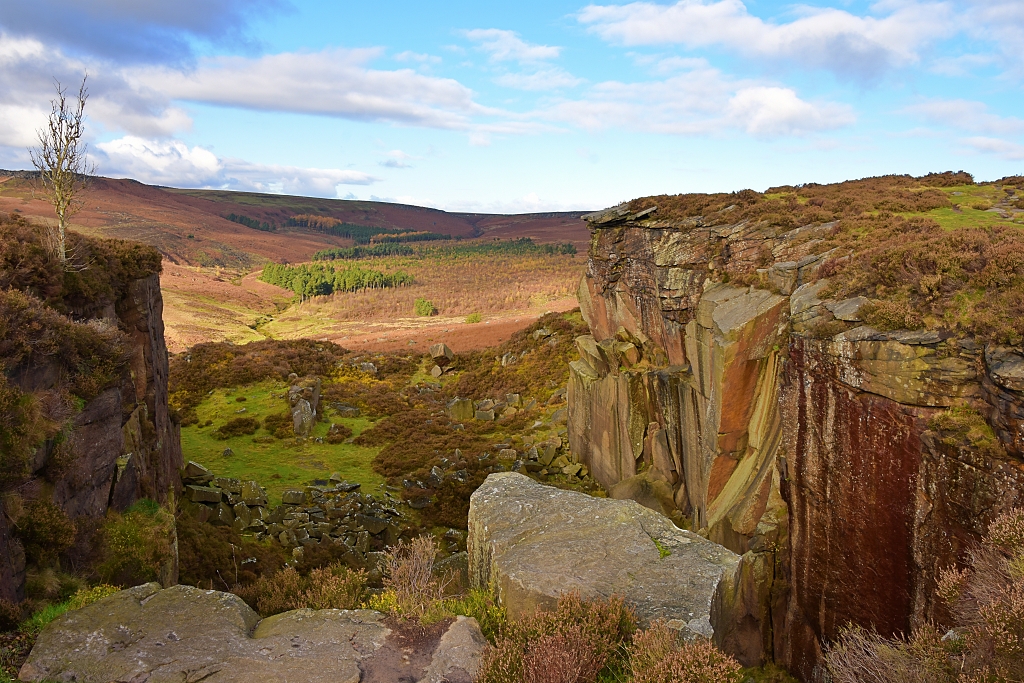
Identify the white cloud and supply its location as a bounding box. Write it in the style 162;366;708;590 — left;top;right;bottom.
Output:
543;61;852;137
904;98;1024;135
0;34;193;144
464;29;561;62
494;68;585;91
578;0;955;80
96;136;377;197
0;0;285;64
963;136;1024;160
727;86;854;137
962;0;1024;74
127;49;483;129
380;149;415;168
394;51;442;65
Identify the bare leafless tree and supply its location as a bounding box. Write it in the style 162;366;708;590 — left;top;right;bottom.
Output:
29;75;95;267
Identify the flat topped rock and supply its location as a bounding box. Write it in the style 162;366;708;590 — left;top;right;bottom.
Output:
20;584;485;683
468;472;740;640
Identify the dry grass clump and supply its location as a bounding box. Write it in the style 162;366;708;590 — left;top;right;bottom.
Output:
825;508;1024;683
478;591;637;683
377;535;452;618
235;563;367;616
629;620;743;683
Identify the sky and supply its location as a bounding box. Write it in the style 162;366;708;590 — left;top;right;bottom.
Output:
0;0;1022;212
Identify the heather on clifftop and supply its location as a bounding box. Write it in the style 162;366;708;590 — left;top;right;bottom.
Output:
626;173;1024;344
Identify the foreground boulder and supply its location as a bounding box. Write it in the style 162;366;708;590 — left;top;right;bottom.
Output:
468;473;753;649
20;583;485;683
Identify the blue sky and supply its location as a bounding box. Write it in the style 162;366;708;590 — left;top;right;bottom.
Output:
1;0;1022;211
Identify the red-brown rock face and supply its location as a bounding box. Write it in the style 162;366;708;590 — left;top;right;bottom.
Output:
0;272;181;603
569;205;1024;680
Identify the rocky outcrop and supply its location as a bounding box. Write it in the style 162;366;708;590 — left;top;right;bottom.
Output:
1;269;182;603
19;583;486;683
467;473;766;662
569;204;1024;680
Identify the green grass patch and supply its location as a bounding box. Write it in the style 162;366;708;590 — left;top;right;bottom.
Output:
179;379;385;505
652;538;671;559
916;206;1016;231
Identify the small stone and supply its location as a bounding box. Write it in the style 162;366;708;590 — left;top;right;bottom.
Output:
475;409;495;421
221;448;235;458
430;365;444;378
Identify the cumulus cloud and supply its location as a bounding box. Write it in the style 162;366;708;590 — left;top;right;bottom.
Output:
904;98;1024;135
464;29;562;62
0;0;285;64
577;0;955;81
544;61;852;137
963;136;1024;160
0;34;193;146
96;136;377;197
127;49;483;129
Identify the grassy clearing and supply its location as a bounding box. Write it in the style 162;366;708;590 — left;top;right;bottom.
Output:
179;380;385;505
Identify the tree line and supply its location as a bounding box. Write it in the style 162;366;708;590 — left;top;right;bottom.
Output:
258;262;413;300
312;243;415;261
225;213;276;232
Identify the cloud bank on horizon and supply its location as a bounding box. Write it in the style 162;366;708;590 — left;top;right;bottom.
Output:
0;0;1022;210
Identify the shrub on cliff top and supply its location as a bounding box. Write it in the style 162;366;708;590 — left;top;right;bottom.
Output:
625;175;1024;344
0;211;161;317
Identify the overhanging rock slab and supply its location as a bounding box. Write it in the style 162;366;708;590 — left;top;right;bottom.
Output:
468;472;741;641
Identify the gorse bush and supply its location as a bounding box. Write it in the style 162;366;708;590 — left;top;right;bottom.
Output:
413;297;436;316
825;507;1024;683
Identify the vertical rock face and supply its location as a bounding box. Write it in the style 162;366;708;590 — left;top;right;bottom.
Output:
0;271;181;603
569;205;1024;680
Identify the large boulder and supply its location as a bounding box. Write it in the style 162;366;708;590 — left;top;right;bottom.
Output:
468;472;748;645
20;583;486;683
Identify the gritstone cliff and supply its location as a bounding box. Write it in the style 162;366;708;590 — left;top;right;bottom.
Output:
0;214;182;603
567;179;1024;680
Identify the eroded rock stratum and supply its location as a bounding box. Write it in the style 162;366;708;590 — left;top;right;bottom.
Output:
568;204;1024;680
20;583;485;683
